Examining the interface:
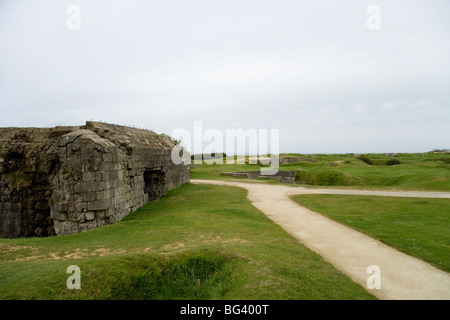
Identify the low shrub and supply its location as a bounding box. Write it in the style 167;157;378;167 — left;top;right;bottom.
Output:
296;170;364;186
356;155;373;165
385;158;401;166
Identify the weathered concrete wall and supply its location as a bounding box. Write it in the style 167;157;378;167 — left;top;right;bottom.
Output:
279;157;315;164
221;171;297;183
0;122;190;238
0;127;77;238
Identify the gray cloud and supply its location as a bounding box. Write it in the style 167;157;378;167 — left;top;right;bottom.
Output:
0;0;449;153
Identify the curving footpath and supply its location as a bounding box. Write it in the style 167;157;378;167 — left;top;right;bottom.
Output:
191;179;450;300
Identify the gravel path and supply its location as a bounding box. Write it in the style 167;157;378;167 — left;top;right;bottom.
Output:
191;179;450;300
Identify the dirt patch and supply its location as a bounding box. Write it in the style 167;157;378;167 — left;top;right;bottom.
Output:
171;196;189;201
202;236;248;245
8;247;129;262
0;243;39;252
158;235;249;253
161;242;186;250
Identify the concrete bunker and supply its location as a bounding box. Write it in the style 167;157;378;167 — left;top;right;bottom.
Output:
221;170;297;184
0;122;190;238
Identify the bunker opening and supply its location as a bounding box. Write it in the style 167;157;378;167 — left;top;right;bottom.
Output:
144;169;165;202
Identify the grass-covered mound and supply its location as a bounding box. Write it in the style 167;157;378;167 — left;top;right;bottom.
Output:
0;183;375;300
191;152;450;191
291;194;450;272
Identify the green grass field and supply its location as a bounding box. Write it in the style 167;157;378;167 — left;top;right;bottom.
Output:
0;183;375;300
1;152;448;300
291;194;450;272
191;152;450;191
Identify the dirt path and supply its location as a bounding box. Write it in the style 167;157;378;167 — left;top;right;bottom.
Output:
191;179;450;300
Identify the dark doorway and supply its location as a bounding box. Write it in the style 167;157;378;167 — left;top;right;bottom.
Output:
143;169;165;201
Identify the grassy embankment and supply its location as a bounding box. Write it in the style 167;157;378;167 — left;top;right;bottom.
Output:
192;152;450;272
2;152;448;299
0;183;375;300
190;152;450;191
291;194;450;272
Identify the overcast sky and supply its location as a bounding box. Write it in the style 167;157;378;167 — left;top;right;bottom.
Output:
0;0;449;153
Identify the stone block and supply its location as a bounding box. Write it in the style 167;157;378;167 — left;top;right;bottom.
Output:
75;211;86;222
96;191;107;201
73;193;83;204
96;210;107;219
108;171;118;180
85;211;95;221
82;172;96;182
87;200;108;211
75;202;87;212
79;220;98;233
95;171;103;181
100;162;120;171
86;181;104;192
59;203;69;213
83;192;96;202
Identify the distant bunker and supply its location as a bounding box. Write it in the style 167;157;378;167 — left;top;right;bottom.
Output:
246;156;315;165
279;157;315;164
0;122;190;238
221;171;297;184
